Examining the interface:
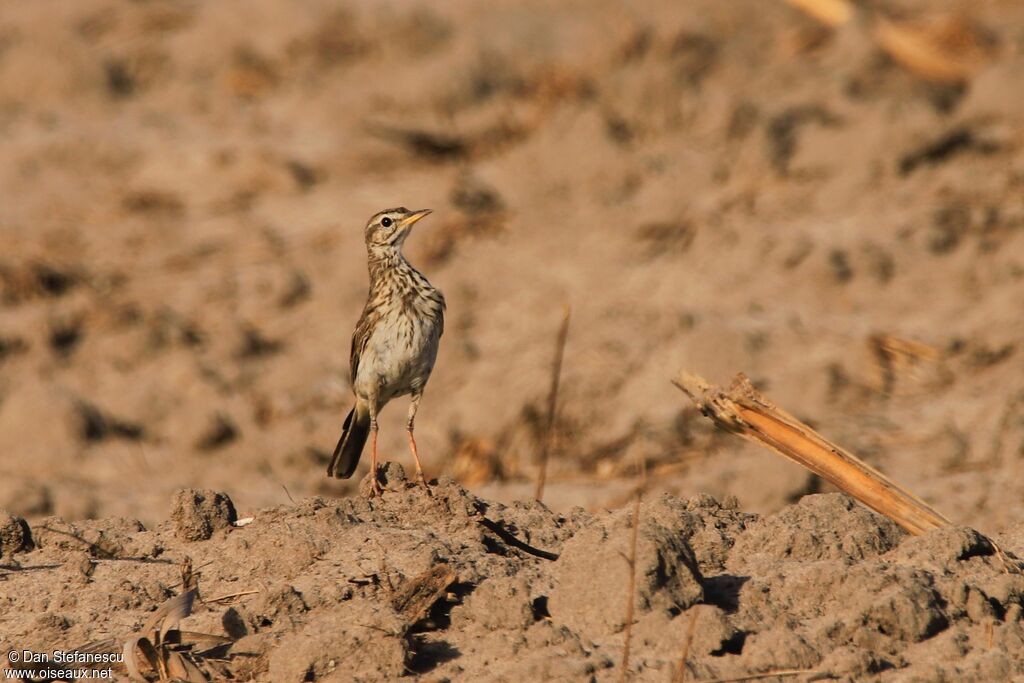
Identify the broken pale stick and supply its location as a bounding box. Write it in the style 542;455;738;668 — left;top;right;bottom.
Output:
672;371;952;535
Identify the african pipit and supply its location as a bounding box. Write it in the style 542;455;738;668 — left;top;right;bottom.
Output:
327;208;445;496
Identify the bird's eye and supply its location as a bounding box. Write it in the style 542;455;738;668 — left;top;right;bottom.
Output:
381;217;393;228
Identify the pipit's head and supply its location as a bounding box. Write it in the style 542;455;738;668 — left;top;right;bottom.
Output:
364;207;432;253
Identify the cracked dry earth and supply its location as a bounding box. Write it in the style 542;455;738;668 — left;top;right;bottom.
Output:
2;465;1024;682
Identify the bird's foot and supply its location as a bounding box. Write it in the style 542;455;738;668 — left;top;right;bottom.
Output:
368;467;385;498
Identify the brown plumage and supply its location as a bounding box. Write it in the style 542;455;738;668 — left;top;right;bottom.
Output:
327;207;445;496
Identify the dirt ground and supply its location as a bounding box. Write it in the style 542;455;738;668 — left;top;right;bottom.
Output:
1;0;1024;680
2;473;1024;681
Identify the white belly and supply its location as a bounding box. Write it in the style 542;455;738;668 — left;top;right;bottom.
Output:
353;310;441;406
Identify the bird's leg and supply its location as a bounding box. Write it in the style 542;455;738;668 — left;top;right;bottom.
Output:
407;393;431;494
369;411;383;497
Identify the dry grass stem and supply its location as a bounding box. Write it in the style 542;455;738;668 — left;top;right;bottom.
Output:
694;670;819;683
202;588;261;605
534;304;571;503
673;371;952;535
618;489;641;683
619;447;647;682
988;390;1024;465
992;541;1024;575
675;607;701;682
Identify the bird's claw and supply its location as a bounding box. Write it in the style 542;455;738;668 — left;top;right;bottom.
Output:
368;468;385;498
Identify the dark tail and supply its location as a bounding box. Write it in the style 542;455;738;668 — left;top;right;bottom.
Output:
327;404;370;478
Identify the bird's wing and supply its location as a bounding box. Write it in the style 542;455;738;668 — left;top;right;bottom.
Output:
436;290;446;339
349;301;378;384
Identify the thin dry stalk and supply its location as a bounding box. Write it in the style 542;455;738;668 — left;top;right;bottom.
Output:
988;390;1024;465
673;371;952;535
534;305;571;503
280;483;296;505
202;588;261;605
675;607;701;682
619;448;647;683
695;670;818;683
619;489;641;683
992;541;1024;575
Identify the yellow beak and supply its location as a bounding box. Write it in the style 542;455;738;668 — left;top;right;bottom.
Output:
399;209;432;228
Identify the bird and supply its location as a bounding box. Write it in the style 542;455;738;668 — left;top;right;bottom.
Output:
327;207;445;496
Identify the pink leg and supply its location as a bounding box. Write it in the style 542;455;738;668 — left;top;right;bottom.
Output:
369;424;383;497
407;428;431;494
407;393;431;494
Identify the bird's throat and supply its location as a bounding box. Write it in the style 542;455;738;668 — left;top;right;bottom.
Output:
367;249;433;296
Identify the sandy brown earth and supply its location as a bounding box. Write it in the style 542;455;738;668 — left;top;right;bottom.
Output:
1;0;1024;680
2;473;1024;681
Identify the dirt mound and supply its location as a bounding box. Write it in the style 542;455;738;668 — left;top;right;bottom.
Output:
2;469;1022;681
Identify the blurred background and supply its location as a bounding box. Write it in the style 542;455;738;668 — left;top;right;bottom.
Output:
0;0;1022;533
